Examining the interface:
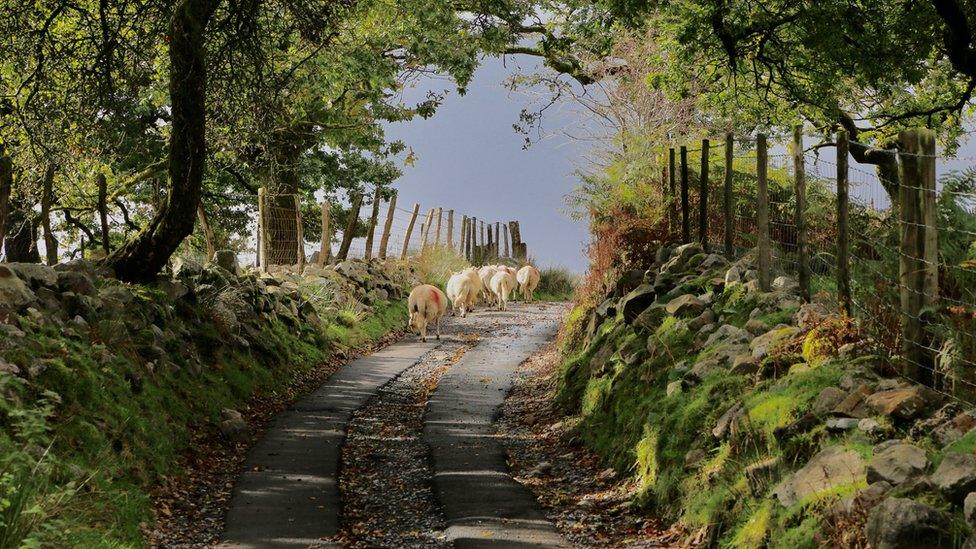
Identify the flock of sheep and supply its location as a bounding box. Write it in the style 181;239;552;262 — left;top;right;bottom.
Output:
407;264;541;341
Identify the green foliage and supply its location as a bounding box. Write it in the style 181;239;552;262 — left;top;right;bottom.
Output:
534;267;578;301
416;245;470;289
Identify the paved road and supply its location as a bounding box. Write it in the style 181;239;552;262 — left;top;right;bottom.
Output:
220;302;567;548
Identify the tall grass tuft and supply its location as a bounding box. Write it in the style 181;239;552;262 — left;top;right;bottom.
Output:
416;245;470;289
535;266;579;301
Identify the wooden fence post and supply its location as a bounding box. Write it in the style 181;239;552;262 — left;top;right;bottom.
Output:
460;216;468;257
41;165;58;265
836;131;851;315
0;154;11;252
898;128;939;387
471;216;478;262
378;193;396;259
400;203;420;260
699;138;709;249
793;125;810;302
503;224;510;257
363;188;381;260
669;147;676;233
295;195;305;270
97;173;110;254
258;187;268;272
447;209;454;249
319;201;331;266
680;145;690;243
724;132;734;257
420;208;435;250
337;192;362;261
435;207;443;246
480;221;485;248
756;134;771;291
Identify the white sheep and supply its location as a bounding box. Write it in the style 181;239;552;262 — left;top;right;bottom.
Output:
408;284;448;341
446;271;475;317
478;265;498;305
462;267;483;311
489;270;516;311
516;265;541;302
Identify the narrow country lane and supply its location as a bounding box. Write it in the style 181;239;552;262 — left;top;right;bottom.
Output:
219;302;569;548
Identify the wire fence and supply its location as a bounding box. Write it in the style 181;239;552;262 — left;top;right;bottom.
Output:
665;128;976;406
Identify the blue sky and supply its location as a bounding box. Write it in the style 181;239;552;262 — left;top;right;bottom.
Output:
383;55;593;273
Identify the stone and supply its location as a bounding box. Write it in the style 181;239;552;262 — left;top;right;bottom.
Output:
0;265;36;312
713;403;744;439
526;461;553;478
684;448;706;469
0;358;20;375
703;324;751;349
730;354;760;375
750;326;799;360
620;284;656;323
687;308;715;330
743;318;769;336
833;383;874;419
6;262;58;289
214;250;240;275
965;492;976;529
674;242;704;262
864;497;951;549
773;412;820;442
220;416;249;442
155;279;190;301
57;270;96;296
826;417;860;432
931;452;976;503
813;387;848;415
664;294;704;318
866;388;926;420
724;265;742;285
699;253;729;270
867;443;928;485
858;418;883;435
794;301;831;331
772;275;799;293
773;446;865;507
613;269;646;297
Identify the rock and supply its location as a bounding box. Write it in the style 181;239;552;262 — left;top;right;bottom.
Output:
864;497;951;549
826;417;860;432
867;443;929;485
724;265;742;285
699;253;729;270
743;318;769;336
674;242;704;262
214;250;240;275
6;262;58;289
220;417;249;442
526;461;553;478
687;308;715;330
665;294;705;318
684;448;706;469
965;492;976;529
813;387;848;415
634;303;667;332
613;270;645;298
620;284;656;323
833;383;874;418
57;270;96;296
772;275;799;293
773;446;865;507
0;265;36;312
730;354;760;375
773;412;820;441
858;418;884;435
866;388;926;421
794;301;831;331
931;452;976;503
703;324;751;349
750;326;799;360
0;358;20;375
713;402;744;439
155;279;190;301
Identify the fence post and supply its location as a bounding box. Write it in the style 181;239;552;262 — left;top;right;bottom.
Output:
295;195;305;270
400;203;420;260
480;220;485;248
699;138;709;250
447;209;454;249
793;126;810;302
669;147;676;234
724;132;734;257
471;216;478;262
836;131;851;315
337;192;362;261
378;193;396;259
494;221;500;258
421;208;434;250
460;216;468;257
97;173;110;254
487;225;494;260
756;134;771;292
363;188;381;260
503;224;510;257
319;201;331;266
680;145;690;243
258;187;268;272
898;128;939;387
41;165;58;265
434;207;443;246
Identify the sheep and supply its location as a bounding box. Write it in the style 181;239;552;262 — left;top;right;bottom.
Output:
462;267;483;311
408;284;448;342
489;270;516;311
446;271;476;317
478;265;498;305
516;265;541;302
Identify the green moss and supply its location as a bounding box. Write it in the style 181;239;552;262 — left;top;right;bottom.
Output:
730;500;773;548
773;516;820;549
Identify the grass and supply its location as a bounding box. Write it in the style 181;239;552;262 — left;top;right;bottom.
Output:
0;281;409;546
416;245;470;289
534;266;579;301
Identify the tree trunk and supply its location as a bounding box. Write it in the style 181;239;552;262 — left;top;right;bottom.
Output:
107;0;220;281
0;153;12;256
197;203;216;260
41;164;58;264
264;143;303;265
4;200;40;263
